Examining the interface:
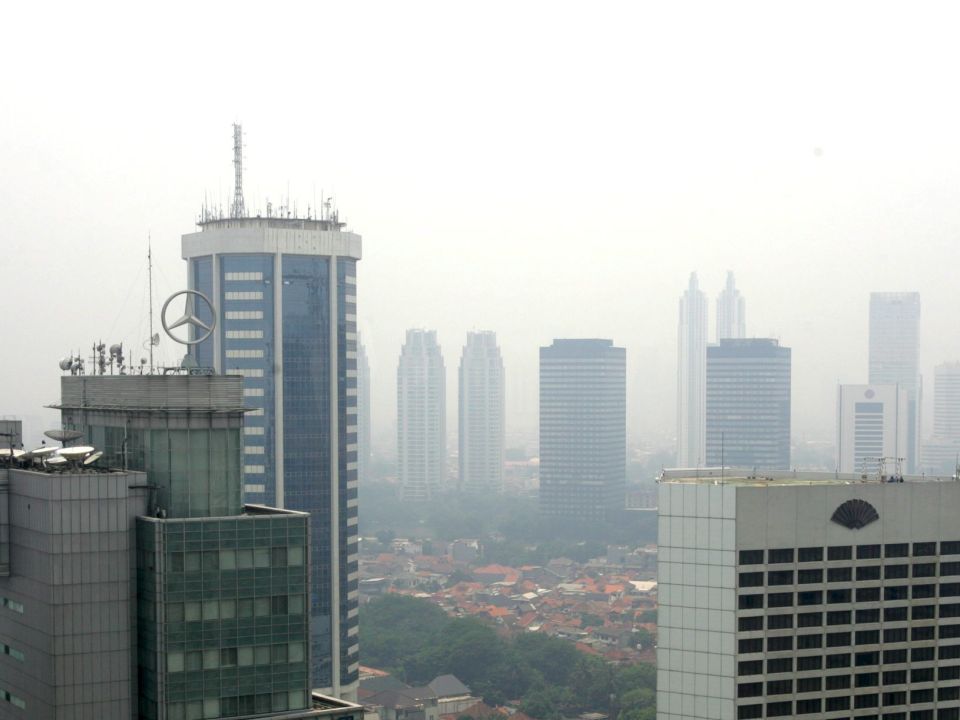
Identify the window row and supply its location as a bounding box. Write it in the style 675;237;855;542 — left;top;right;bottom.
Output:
224;272;264;281
166;594;304;622
0;598;23;614
737;642;959;664
738;604;960;630
0;642;24;663
738;698;960;718
225;291;264;300
739;541;960;566
167;689;307;720
739;562;960;587
740;657;960;678
166;641;304;672
0;688;25;710
738;583;960;608
167;546;304;572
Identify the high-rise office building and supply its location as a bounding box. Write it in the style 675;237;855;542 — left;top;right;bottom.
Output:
397;330;446;501
923;362;960;474
657;467;960;720
458;331;505;495
869;292;921;471
182;130;360;696
836;384;909;474
705;338;791;470
677;273;708;467
357;338;372;484
0;374;362;720
716;270;745;340
539;339;625;521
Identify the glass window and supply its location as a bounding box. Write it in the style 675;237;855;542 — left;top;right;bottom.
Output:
184;602;201;622
288;642;304;663
914;541;937;556
272;644;288;663
885;543;909;557
288;690;306;710
273;693;290;712
739;616;763;631
169;552;184;571
768;548;794;564
202;649;218;669
237;549;254;569
798;547;822;562
184;552;201;572
288;546;304;566
185;651;202;671
254;548;270;568
288;595;304;615
220;600;236;619
202;601;219;621
238;646;254;666
167;651;184;672
271;547;287;567
254;598;270;617
220;648;237;667
255;645;270;665
827;545;852;561
203;699;220;719
167;603;185;622
856;544;881;559
238;599;253;618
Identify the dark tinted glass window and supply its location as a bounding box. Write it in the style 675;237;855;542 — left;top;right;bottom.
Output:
796;699;821;715
797;655;822;671
739;638;763;653
766;614;792;630
912;647;935;662
857;544;881;559
826;652;851;668
885;564;909;579
739;572;763;587
942;541;960;555
884;691;907;706
737;682;762;698
768;548;794;564
855;651;880;666
940;666;960;680
826;631;851;647
884;628;907;643
940;645;960;660
797;611;822;627
825;696;849;712
942;582;960;597
857;565;881;581
766;701;792;717
942;603;960;617
767;592;793;608
798;547;822;562
938;686;960;702
883;670;907;684
767;570;793;586
766;657;792;674
826;674;851;690
856;630;880;644
797;633;822;649
940;624;960;638
914;542;937;556
737;705;761;720
798;568;822;584
913;583;935;599
738;616;763;631
828;545;852;560
827;588;851;603
912;626;935;641
739;550;764;565
739;594;763;610
911;689;934;704
857;587;880;602
856;609;880;623
767;636;793;652
798;590;822;605
827;610;851;625
942;561;960;576
738;660;762;676
884;649;908;664
885;606;908;621
856;672;879;687
766;679;792;695
828;566;852;582
913;562;936;578
911;667;935;683
885;586;909;601
797;677;821;693
885;543;909;557
853;692;878;708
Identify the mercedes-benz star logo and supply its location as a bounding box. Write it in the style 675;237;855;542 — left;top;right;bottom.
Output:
161;290;217;345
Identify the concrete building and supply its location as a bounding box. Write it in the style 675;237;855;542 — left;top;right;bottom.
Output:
539;339;625;521
836;384;908;474
0;464;150;719
182;210;361;696
358;338;372;484
458;331;505;495
869;292;921;471
397;330;446;502
657;467;960;720
923;362;960;475
716;271;745;341
677;273;708;468
705;339;791;470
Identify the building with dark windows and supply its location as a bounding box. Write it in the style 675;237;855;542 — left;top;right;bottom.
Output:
397;330;447;502
458;331;505;495
182;213;361;698
539;339;625;521
869;292;921;472
657;467;960;720
705;338;791;470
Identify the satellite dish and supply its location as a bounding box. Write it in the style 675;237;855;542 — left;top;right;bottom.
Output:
59;358;72;371
109;344;123;356
152;333;160;346
59;446;94;460
30;446;60;458
0;449;25;459
83;450;103;466
45;429;84;443
45;456;68;467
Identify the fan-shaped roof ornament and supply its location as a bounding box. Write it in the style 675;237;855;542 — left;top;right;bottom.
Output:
831;499;879;530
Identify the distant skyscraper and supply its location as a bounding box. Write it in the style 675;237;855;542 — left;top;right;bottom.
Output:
869;291;920;471
397;330;446;501
716;270;746;340
923;361;960;474
357;337;372;484
458;331;505;495
539;339;625;521
836;384;908;473
705;338;791;469
182;128;360;695
677;273;708;467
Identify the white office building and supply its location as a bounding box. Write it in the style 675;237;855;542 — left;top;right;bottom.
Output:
657;468;960;720
677;273;708;467
397;329;446;501
836;384;908;474
924;362;960;475
458;331;505;495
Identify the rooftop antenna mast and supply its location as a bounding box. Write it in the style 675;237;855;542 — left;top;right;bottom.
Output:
231;123;245;218
148;235;155;373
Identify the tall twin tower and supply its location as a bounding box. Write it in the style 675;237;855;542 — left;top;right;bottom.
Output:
181;126;360;699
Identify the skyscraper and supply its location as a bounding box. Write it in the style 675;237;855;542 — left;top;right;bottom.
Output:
539;339;625;521
677;273;707;467
182;130;360;697
716;270;745;340
458;331;505;495
922;361;960;474
357;337;372;484
869;291;921;471
397;330;446;501
705;338;791;469
657;467;960;720
836;384;908;474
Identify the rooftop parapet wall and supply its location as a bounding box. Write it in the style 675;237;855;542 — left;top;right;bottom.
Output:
57;375;246;412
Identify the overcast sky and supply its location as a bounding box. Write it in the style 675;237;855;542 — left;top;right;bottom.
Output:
4;2;960;453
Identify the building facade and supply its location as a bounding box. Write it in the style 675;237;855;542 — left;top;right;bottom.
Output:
923;362;960;475
705;339;791;470
716;271;746;341
397;330;446;502
657;468;960;720
458;331;505;495
182;216;361;696
539;339;625;521
836;384;908;474
357;338;372;485
677;273;708;468
869;292;921;471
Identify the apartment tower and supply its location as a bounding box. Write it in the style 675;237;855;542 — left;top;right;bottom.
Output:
677;273;708;467
458;332;505;495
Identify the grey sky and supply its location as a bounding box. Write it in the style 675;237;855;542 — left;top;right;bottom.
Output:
4;2;960;453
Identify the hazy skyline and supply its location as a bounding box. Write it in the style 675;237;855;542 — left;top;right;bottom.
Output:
5;3;960;456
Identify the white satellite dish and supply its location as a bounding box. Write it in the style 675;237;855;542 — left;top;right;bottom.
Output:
45;456;68;467
0;449;25;459
31;446;60;458
59;446;94;460
82;451;104;466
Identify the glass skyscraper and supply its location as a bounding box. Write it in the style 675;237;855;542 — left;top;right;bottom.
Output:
182;215;361;699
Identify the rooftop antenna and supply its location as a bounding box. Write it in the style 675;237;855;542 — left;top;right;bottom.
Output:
231;122;245;218
148;235;155;373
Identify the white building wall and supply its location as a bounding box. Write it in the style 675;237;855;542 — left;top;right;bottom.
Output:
836;384;908;474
